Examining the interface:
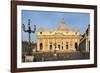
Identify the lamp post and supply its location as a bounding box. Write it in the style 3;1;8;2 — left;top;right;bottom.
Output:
22;19;36;55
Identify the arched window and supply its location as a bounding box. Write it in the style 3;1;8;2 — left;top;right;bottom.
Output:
40;32;42;34
40;43;43;50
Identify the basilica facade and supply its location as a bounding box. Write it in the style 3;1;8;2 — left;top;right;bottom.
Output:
36;19;82;52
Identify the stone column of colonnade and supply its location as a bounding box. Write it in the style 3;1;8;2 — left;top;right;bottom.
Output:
48;38;62;51
53;39;68;51
43;39;46;51
47;39;50;51
52;39;55;51
55;39;64;51
55;39;67;51
85;39;89;52
47;38;57;52
45;39;48;51
52;38;56;51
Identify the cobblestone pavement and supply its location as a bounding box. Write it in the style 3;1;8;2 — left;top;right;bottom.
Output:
22;51;90;62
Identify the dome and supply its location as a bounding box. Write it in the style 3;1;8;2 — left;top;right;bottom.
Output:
57;18;68;31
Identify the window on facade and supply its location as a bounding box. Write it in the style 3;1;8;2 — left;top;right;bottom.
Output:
40;43;43;50
40;32;42;34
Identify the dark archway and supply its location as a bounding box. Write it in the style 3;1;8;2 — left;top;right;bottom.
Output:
66;45;68;49
40;43;43;50
50;45;52;50
58;45;60;50
75;42;78;51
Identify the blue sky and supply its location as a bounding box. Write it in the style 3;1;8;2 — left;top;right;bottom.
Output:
22;10;90;42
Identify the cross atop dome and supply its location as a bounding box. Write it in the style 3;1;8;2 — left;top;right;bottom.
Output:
57;18;68;31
